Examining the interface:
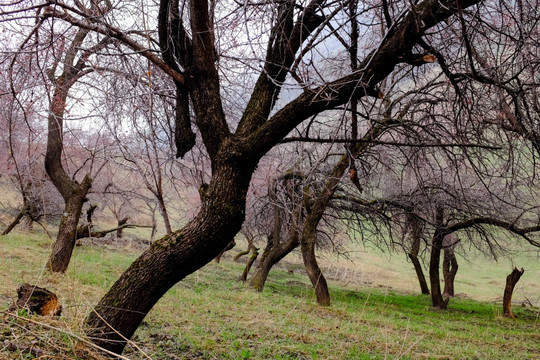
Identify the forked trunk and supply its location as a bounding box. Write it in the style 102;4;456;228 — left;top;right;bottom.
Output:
249;235;299;291
85;161;253;354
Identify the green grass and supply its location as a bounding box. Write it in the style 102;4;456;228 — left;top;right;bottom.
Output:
1;230;539;359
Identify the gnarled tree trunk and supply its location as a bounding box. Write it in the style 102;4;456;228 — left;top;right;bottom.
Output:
86;159;254;354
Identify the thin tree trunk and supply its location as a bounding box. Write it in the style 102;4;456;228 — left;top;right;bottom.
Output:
240;245;259;282
2;205;26;235
407;214;430;295
442;245;458;298
409;236;430;295
234;248;250;261
215;240;235;263
301;230;330;306
116;217;129;239
429;207;449;309
503;267;524;318
157;197;172;235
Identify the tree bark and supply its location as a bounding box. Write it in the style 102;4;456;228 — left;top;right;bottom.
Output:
116;217;129;239
249;234;299;291
442;245;458;298
408;232;430;295
86;159;254;354
301;230;330;306
503;267;524;318
429;207;449;309
240;245;259;282
47;177;92;272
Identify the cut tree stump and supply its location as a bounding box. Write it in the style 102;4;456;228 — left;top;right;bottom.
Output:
13;283;62;316
503;267;524;318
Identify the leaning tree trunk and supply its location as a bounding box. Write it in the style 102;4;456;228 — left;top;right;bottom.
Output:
249;235;299;291
86;160;254;354
442;245;458;298
2;204;27;236
2;183;33;235
301;229;330;306
240;245;259;282
503;267;525;318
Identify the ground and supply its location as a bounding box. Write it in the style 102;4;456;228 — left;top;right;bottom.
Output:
0;229;539;359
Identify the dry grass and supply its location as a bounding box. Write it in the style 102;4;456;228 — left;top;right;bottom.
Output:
1;229;539;359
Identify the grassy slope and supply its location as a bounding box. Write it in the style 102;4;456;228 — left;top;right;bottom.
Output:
0;230;539;359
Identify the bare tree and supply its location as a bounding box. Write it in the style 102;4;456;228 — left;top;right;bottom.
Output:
5;0;486;354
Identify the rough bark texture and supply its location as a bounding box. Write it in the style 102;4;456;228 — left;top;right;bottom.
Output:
503;267;524;318
442;245;458;297
82;0;482;354
86;159;254;354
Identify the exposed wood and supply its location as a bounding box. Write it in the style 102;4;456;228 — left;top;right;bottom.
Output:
503;267;525;318
12;284;62;316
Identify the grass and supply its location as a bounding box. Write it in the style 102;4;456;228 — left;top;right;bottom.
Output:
1;229;539;359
